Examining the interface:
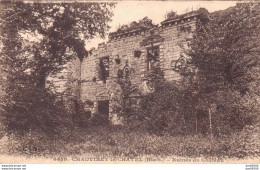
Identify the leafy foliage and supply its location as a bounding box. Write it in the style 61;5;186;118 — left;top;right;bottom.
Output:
112;71;140;123
185;3;260;134
131;4;260;136
189;3;260;95
0;2;115;84
0;2;115;136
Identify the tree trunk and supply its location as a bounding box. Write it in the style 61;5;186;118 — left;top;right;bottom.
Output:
208;106;213;142
195;112;198;135
36;71;47;89
74;59;83;115
78;60;82;100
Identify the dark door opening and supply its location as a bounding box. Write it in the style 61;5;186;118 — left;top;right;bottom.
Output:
97;100;109;124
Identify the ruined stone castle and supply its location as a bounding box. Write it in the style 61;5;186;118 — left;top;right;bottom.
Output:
55;10;203;124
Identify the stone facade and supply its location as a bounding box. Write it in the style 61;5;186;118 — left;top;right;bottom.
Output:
64;10;201;124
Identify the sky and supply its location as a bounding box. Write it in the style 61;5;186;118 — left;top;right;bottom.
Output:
86;1;237;50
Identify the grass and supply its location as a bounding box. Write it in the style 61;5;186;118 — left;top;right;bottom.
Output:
1;124;259;161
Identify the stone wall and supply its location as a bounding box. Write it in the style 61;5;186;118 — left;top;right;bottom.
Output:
63;10;201;124
160;15;197;81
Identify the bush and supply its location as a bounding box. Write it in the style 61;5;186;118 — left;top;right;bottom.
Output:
115;68;194;135
1;83;75;138
128;74;259;137
90;113;109;126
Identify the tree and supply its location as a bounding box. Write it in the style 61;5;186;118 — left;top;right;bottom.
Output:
186;4;260;136
0;2;115;134
0;2;115;89
111;60;142;124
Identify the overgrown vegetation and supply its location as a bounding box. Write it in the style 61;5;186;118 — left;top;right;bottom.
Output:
112;3;260;158
0;2;114;139
1;125;259;159
0;2;259;160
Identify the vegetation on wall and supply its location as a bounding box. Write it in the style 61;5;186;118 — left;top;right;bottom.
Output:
110;16;157;37
0;2;259;159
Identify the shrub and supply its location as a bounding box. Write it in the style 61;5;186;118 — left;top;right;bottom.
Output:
0;82;76;138
130;75;258;137
90;113;109;126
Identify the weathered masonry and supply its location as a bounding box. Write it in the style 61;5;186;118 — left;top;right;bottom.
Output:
64;10;203;124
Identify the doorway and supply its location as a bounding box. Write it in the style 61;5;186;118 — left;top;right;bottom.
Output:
97;100;109;124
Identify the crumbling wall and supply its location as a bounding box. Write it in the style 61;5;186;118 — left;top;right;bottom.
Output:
160;14;198;82
58;10;201;123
